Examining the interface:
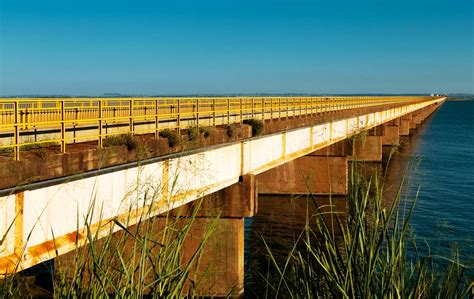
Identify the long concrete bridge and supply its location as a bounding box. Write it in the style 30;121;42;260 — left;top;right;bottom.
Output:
0;96;444;295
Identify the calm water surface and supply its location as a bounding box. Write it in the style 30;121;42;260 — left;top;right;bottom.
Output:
244;99;474;294
404;99;474;258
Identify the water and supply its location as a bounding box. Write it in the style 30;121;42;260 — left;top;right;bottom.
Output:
244;99;474;293
404;99;474;259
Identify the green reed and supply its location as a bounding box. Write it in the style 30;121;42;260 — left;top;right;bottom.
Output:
0;177;219;298
259;161;471;298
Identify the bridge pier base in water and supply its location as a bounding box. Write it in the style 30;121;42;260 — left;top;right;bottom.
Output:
168;174;257;297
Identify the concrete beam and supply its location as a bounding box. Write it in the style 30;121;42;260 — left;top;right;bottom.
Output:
348;135;382;162
381;125;400;146
171;174;257;218
257;155;348;195
311;140;348;156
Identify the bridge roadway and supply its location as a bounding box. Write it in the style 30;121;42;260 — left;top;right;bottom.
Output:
0;96;444;295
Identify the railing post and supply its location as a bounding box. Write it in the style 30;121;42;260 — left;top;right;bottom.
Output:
278;97;281;119
13;101;20;160
212;98;216;126
239;98;243;123
270;98;273;119
196;99;200;128
129;99;133;134
61;100;66;153
291;98;295;117
299;97;302;116
251;98;254;119
24;108;28;129
177;98;181;133
155;99;159;139
286;98;289;118
261;97;265;120
98;99;103;149
227;98;231;124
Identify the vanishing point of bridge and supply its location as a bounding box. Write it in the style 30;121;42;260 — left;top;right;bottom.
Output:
0;96;444;296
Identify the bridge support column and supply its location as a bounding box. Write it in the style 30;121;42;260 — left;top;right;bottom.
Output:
257;144;348;195
179;217;245;297
399;118;410;136
419;109;427;122
348;135;382;162
408;114;417;130
381;124;400;146
415;112;423;125
168;174;256;297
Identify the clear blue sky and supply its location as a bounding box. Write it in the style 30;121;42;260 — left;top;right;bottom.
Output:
0;0;472;96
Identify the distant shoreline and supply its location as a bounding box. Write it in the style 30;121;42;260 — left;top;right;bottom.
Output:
446;97;474;101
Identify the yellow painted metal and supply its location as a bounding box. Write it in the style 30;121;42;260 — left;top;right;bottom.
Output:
0;96;438;160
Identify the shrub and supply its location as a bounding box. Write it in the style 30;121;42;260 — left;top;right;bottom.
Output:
103;134;138;151
243;119;264;136
226;124;235;138
199;127;213;139
159;129;180;147
188;127;199;141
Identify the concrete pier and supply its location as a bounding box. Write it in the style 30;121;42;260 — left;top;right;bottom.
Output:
399;118;411;136
349;135;383;162
257;154;348;195
382;124;400;146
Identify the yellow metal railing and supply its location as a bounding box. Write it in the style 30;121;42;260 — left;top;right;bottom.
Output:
0;96;437;160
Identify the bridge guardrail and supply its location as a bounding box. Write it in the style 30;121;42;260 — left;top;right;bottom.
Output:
0;96;437;160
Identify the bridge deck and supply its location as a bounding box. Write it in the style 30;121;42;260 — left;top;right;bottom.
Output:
0;96;434;160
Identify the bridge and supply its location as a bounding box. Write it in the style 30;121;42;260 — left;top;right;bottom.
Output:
0;96;444;295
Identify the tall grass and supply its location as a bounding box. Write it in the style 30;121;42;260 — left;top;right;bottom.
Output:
53;198;218;298
257;161;472;298
0;183;219;298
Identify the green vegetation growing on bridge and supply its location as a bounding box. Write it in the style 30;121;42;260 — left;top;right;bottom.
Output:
243;119;264;136
159;129;180;148
103;134;138;151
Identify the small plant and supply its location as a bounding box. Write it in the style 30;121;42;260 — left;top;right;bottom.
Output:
20;141;57;151
188;127;199;141
36;147;48;160
103;134;138;150
243;119;264;136
226;124;235;138
199;126;213;139
159;129;180;147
